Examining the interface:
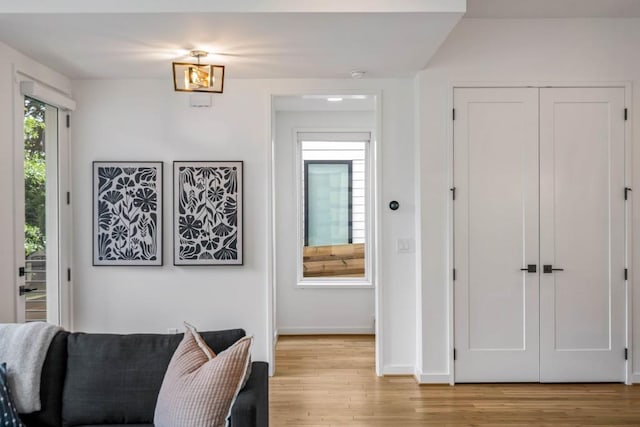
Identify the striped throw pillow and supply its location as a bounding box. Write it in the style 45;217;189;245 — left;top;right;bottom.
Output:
154;327;252;427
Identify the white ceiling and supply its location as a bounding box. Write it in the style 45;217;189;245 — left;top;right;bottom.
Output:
0;1;465;79
273;95;375;112
466;0;640;18
1;0;637;81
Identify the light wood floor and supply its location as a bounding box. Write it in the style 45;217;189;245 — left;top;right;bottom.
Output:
269;335;640;426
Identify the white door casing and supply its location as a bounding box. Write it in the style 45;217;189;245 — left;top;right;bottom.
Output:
14;78;74;327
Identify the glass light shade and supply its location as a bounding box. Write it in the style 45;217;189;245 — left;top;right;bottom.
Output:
173;62;224;93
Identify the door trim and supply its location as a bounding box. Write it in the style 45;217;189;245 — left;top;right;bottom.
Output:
267;90;384;377
13;69;74;328
448;81;632;385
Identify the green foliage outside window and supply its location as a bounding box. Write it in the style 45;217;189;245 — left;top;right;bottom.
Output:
24;97;46;257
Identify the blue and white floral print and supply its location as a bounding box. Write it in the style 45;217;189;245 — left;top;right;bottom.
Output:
173;162;243;265
93;162;163;266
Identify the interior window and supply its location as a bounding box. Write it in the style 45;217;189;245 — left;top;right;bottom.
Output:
299;135;369;282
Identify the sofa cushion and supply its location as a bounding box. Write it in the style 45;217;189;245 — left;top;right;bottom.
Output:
62;329;245;427
154;328;252;427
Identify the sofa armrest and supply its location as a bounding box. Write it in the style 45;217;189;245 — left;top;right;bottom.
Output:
230;362;269;427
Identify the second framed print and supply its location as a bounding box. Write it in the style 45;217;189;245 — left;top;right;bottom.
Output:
173;161;243;265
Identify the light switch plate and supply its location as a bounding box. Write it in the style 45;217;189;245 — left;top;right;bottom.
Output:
396;238;413;253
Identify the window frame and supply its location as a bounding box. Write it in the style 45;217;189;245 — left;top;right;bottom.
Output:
296;131;372;288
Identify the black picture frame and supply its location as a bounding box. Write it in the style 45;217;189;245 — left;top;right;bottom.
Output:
173;161;243;265
93;161;163;266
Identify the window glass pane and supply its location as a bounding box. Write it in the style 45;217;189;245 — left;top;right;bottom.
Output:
305;162;351;246
301;139;367;280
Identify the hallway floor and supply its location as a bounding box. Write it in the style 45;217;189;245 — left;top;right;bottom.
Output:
269;335;640;426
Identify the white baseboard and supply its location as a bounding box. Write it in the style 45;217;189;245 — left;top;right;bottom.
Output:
278;327;374;335
414;368;451;384
382;365;414;376
632;373;640;383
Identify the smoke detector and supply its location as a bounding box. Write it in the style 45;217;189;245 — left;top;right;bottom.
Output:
350;70;366;79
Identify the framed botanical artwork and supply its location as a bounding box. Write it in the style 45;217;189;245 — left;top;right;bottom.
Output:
93;161;163;266
173;161;243;265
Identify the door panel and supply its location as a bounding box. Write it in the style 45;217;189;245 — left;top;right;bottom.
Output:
539;87;626;382
17;97;60;324
454;86;626;383
454;88;540;382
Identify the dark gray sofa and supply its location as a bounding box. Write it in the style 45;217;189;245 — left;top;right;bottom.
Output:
19;329;268;427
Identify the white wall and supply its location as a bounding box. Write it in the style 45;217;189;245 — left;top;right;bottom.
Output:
0;41;71;323
71;78;416;370
416;18;640;382
275;110;375;335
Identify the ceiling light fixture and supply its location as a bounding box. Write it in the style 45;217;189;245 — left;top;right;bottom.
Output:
350;70;366;79
327;97;343;102
173;50;225;93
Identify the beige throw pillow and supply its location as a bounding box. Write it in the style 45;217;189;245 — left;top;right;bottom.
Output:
154;327;253;427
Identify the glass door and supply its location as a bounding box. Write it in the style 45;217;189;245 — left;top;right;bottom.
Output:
18;97;60;323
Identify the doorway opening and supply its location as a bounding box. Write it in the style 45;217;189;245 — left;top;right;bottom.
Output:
15;80;74;327
21;97;59;322
269;94;381;375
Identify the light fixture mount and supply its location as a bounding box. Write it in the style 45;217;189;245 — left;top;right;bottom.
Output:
189;50;208;59
172;50;225;93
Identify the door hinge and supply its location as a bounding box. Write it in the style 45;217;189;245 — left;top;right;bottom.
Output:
625;268;628;281
624;108;628;121
452;108;456;121
453;348;457;361
450;187;456;201
453;269;456;281
66;191;71;205
67;268;71;282
66;114;70;128
625;348;628;360
625;187;632;200
18;266;25;277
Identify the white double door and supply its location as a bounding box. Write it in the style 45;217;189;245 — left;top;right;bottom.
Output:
453;87;627;383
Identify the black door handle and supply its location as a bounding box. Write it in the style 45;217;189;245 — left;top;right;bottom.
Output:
520;264;537;273
19;285;37;296
543;265;564;273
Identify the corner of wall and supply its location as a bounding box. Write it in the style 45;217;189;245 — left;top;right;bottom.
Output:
413;71;425;377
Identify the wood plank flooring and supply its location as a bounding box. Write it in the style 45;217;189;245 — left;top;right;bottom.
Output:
270;335;640;426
